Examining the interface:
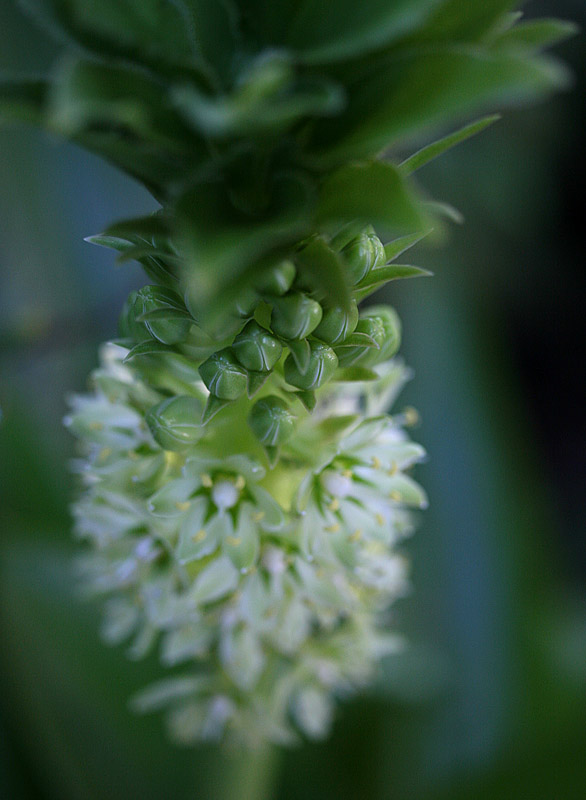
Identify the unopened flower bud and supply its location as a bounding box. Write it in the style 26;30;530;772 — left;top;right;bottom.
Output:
136;286;192;345
341;230;385;284
198;349;248;400
358;306;402;366
257;260;296;296
232;321;283;372
146;396;203;451
248;395;296;447
284;341;338;390
270;293;323;340
313;299;359;345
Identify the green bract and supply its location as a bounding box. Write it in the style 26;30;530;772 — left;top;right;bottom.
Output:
2;0;574;748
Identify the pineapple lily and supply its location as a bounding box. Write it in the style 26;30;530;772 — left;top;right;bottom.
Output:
0;0;575;746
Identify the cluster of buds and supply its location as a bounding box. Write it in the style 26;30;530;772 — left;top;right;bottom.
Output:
116;227;408;467
67;232;427;743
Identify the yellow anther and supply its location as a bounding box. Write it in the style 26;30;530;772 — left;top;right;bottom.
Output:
349;529;362;542
316;568;325;578
200;473;213;488
325;523;340;533
342;469;353;479
226;536;242;547
98;447;112;462
192;529;206;543
128;450;139;461
175;500;191;511
252;511;265;522
390;490;402;502
375;513;385;526
371;456;382;470
328;498;340;512
388;461;398;476
89;421;103;431
235;475;246;490
404;406;419;427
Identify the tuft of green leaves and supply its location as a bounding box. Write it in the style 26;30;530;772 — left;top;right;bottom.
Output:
0;0;576;327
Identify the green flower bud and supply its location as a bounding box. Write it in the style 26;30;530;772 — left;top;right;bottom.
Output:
257;260;296;297
313;299;359;345
335;316;385;367
270;293;323;340
136;286;192;345
284;341;338;390
335;307;401;367
232;321;283;372
198;349;248;400
234;287;258;318
248;395;296;447
359;306;402;366
146;396;204;451
341;230;385;284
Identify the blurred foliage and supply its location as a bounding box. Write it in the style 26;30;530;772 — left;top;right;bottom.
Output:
1;0;585;798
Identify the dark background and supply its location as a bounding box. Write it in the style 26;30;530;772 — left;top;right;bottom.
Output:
1;1;585;798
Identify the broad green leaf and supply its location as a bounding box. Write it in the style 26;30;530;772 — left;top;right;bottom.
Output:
415;0;519;41
48;58;191;150
0;77;47;125
310;48;571;166
316;161;428;234
399;114;501;175
19;0;215;83
286;0;440;65
492;19;580;53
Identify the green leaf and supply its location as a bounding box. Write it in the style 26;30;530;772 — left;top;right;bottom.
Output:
286;0;440;65
19;0;216;82
105;215;171;241
383;231;430;262
84;234;136;254
316;161;428;234
310;48;572;166
399;114;501;176
416;0;520;41
424;200;464;224
356;264;433;293
492;19;580;53
0;76;47;125
49;58;192;150
122;340;176;362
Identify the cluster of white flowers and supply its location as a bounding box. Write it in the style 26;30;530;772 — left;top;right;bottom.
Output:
67;342;426;746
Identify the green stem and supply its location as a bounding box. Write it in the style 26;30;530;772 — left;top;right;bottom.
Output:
219;746;281;800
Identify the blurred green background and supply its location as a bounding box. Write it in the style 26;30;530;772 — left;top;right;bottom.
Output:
1;1;584;798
